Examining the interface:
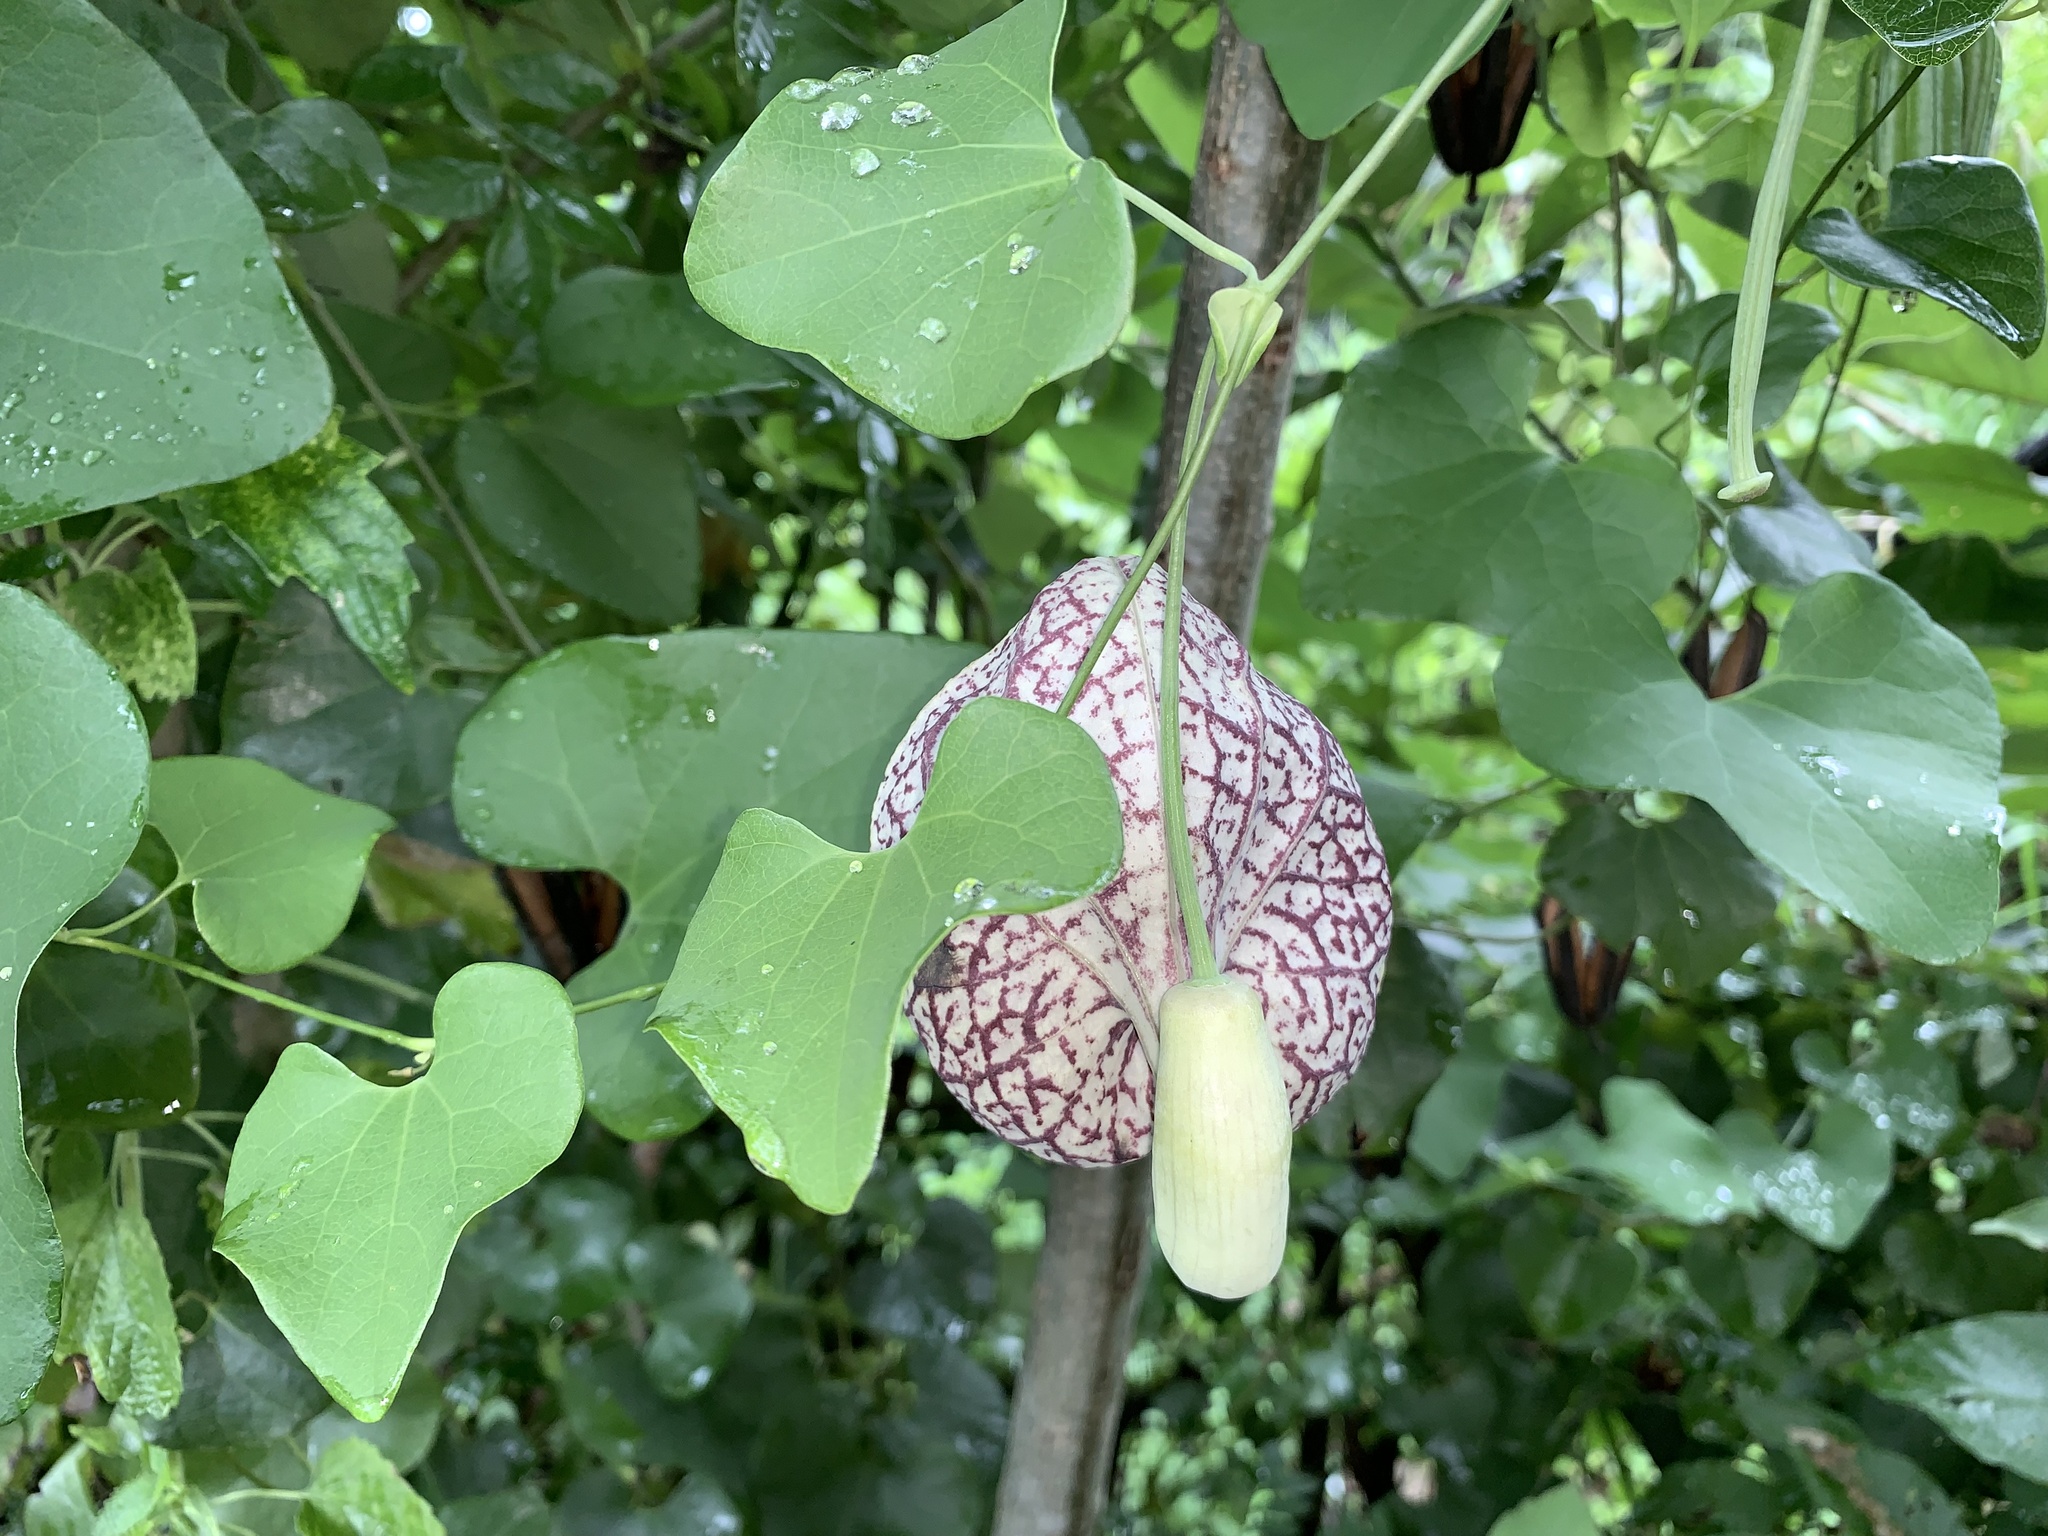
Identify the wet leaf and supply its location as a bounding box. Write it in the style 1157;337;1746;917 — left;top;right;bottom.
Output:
1792;1020;1962;1156
1717;1100;1892;1251
150;1295;329;1450
217;98;391;234
624;1228;754;1400
1840;0;2003;65
1860;1314;2048;1480
652;697;1122;1213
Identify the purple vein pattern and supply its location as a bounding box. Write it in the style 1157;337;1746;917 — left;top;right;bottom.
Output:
872;558;1393;1166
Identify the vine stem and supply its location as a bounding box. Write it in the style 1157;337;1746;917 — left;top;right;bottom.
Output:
1156;513;1217;982
298;952;435;1009
1115;182;1261;282
1783;64;1925;256
572;982;666;1014
282;262;546;659
1803;285;1871;479
1718;0;1833;503
54;933;433;1055
1256;0;1513;299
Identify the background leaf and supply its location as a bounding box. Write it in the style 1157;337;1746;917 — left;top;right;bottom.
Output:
0;585;148;1419
1871;441;2048;540
540;269;797;406
1305;314;1696;633
453;628;977;1141
684;0;1134;437
55;1178;183;1418
652;697;1122;1212
1718;1100;1892;1250
58;547;197;703
1497;575;2002;962
1860;1314;2048;1479
1228;0;1476;140
0;0;331;523
217;963;581;1419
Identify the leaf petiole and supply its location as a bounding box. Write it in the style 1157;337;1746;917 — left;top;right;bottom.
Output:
1115;181;1260;282
570;981;667;1014
1157;513;1218;982
53;933;434;1055
297;952;435;1009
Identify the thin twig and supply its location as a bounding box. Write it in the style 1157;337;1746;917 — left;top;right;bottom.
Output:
572;981;666;1014
1608;157;1627;372
1803;285;1869;479
285;263;544;658
1343;215;1427;308
297;952;436;1009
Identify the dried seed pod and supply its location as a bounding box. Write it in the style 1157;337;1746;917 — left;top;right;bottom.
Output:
872;558;1392;1171
1538;892;1634;1029
1427;20;1542;200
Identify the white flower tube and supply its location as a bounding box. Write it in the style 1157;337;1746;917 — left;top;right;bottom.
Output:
1150;976;1292;1298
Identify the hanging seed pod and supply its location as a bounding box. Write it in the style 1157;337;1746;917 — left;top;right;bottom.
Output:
1709;606;1769;699
1427;19;1543;201
1538;892;1634;1029
872;558;1392;1179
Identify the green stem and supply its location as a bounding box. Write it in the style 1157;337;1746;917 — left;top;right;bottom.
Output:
1608;157;1627;372
54;933;433;1054
1157;515;1218;982
1257;0;1513;298
211;1489;308;1506
63;884;177;940
1718;0;1833;503
1803;284;1869;479
572;982;666;1014
282;262;545;659
1783;64;1924;256
1115;181;1261;282
297;952;436;1009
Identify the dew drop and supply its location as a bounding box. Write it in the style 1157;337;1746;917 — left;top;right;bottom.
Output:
787;77;830;100
1008;244;1040;274
761;962;775;974
851;146;881;176
0;393;18;418
820;102;860;131
80;449;102;465
1947;822;1962;836
917;316;949;342
898;52;933;74
891;101;931;126
830;65;876;86
1866;795;1884;810
46;412;62;425
762;1042;779;1056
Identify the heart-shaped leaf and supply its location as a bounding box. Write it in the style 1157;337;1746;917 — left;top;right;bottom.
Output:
1228;0;1476;140
1541;800;1781;989
683;0;1134;438
1549;22;1643;159
540;268;797;406
454;398;702;628
652;697;1122;1213
1717;1100;1892;1250
0;586;148;1418
1304;314;1696;633
299;1438;442;1536
1580;1078;1760;1224
1859;1314;2048;1480
1496;574;2001;962
148;756;392;973
1793;1021;1962;1156
216;962;581;1419
0;0;331;524
1798;157;2045;356
452;629;977;1141
1840;0;2003;65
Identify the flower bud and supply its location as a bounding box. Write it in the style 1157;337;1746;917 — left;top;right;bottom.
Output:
1151;976;1291;1298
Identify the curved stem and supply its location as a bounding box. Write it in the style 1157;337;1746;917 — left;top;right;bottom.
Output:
297;952;435;1009
1803;284;1870;479
63;884;177;940
1718;0;1834;503
1157;514;1217;982
1257;0;1513;298
1116;181;1261;282
54;933;433;1055
572;981;666;1014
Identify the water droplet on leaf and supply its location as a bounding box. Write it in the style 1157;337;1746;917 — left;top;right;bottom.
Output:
891;101;931;126
898;53;933;74
851;147;881;176
787;77;830;100
917;317;948;342
820;102;860;131
1008;244;1040;274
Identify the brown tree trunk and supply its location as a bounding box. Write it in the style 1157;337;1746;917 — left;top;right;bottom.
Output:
989;12;1325;1535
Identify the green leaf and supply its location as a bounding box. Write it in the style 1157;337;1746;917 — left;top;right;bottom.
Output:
684;0;1134;438
1717;1100;1892;1250
453;398;701;627
148;756;392;973
1228;0;1475;140
305;1359;443;1474
1582;1077;1760;1223
1486;1484;1601;1536
217;963;581;1419
1304;314;1696;633
89;0;245;136
1495;575;2001;963
1541;800;1780;989
1883;1209;2048;1314
1727;460;1877;589
623;1228;754;1399
1312;927;1456;1153
55;1180;182;1418
57;548;197;703
0;0;331;524
150;1295;329;1449
1886;535;2048;649
1549;22;1642;159
1356;771;1456;879
1839;0;2002;65
20;875;195;1129
1871;441;2048;540
1662;296;1841;433
1974;1198;2048;1251
0;586;148;1419
176;416;420;691
1408;1053;1508;1181
222;584;482;816
297;1438;443;1536
652;697;1122;1213
1524;157;1612;262
452;628;976;1141
1859;1314;2048;1480
1504;1201;1642;1341
1797;157;2046;356
383;157;505;222
1792;1020;1962;1155
217;98;391;234
541;268;797;406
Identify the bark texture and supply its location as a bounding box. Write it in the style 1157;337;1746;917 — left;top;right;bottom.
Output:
990;11;1325;1535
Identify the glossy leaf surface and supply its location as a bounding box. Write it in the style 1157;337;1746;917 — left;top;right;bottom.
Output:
1860;1314;2048;1479
653;697;1122;1213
